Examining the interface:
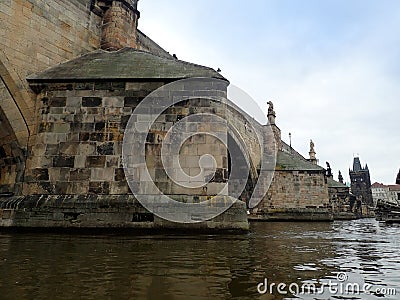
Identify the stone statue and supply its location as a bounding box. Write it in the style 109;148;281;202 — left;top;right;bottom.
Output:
326;162;332;177
308;139;317;162
310;140;315;153
267;101;276;125
267;101;275;115
338;171;344;184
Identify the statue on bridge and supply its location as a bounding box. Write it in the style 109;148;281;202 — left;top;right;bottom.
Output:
310;140;315;153
267;101;276;125
267;101;274;114
326;162;332;177
338;171;344;184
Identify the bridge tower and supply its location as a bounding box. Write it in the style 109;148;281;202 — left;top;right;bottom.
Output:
349;157;373;206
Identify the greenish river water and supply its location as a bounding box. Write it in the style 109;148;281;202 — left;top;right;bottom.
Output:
0;219;398;299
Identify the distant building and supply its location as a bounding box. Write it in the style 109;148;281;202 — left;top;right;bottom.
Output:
372;182;400;206
388;185;400;204
349;157;373;206
396;169;400;185
371;182;391;205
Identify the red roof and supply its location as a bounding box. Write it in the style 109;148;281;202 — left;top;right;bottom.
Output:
371;183;400;191
388;185;400;191
371;182;387;188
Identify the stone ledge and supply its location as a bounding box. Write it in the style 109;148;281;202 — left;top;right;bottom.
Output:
249;208;333;222
0;195;249;232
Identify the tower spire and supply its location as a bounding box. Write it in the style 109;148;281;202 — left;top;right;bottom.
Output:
352;157;362;172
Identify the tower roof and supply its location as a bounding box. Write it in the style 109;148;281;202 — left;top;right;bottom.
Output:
327;177;348;188
276;151;325;172
352;157;362;172
27;48;227;82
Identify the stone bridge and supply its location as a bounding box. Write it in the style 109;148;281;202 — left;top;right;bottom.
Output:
0;0;339;231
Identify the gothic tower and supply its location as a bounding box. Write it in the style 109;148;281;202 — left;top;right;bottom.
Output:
349;157;373;206
396;169;400;185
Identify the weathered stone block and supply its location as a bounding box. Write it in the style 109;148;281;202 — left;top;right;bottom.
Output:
124;96;142;107
89;132;106;142
79;132;90;141
87;107;104;115
59;142;79;155
94;82;112;90
103;97;124;108
75;82;94;90
82;97;102;107
89;181;110;194
53;123;70;134
39;122;54;133
108;132;124;142
66;97;82;107
55;181;69;194
70;169;91;181
44;144;59;156
110;181;130;194
48;97;66;107
32;168;49;181
53;156;75;168
114;168;125;181
94;122;105;132
86;156;106;168
79;143;96;155
49;107;64;114
106;156;119;168
97;142;114;155
74;155;86;169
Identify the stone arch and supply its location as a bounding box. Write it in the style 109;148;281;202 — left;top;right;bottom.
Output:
0;50;31;195
227;132;260;207
0;49;32;149
0;103;26;195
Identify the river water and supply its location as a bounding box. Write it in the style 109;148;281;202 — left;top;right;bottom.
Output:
0;219;398;299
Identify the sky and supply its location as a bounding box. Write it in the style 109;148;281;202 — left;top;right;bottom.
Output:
138;0;400;184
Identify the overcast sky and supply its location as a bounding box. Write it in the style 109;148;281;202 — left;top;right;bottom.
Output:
138;0;400;184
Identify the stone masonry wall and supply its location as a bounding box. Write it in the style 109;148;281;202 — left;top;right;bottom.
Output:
0;195;249;231
329;185;351;216
0;0;101;152
0;0;170;135
0;0;101;79
0;0;170;195
24;80;231;199
256;170;332;219
24;81;158;196
145;98;229;197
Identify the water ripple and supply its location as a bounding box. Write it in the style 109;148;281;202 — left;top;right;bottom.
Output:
0;219;398;299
